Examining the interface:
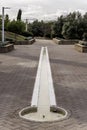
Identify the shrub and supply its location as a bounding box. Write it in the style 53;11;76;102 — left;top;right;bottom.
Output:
21;31;33;37
82;33;87;41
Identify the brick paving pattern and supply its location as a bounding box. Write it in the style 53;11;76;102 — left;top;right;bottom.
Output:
0;39;87;130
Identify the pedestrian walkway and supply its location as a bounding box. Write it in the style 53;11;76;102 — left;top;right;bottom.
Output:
0;39;87;130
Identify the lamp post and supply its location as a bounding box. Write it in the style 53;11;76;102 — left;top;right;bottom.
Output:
24;18;37;32
2;7;10;44
24;18;29;32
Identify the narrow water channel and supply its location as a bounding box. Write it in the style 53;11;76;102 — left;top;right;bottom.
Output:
23;47;64;121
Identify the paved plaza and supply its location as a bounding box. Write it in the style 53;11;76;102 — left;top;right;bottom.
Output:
0;39;87;130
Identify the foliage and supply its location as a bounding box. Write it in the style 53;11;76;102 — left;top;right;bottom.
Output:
54;11;87;40
82;33;87;41
44;22;53;38
1;9;87;40
17;9;22;21
4;14;10;31
53;16;65;38
21;31;33;37
28;20;53;38
31;20;44;37
0;15;2;30
62;20;78;39
7;20;25;34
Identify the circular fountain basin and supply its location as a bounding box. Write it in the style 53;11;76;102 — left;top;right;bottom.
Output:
19;106;68;122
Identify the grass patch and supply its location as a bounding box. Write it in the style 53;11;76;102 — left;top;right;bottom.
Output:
0;31;26;42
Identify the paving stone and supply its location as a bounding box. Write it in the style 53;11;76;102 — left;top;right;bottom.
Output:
0;39;87;130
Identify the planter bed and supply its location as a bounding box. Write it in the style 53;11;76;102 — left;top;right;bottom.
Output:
14;39;35;45
75;43;87;53
0;43;14;53
53;38;78;45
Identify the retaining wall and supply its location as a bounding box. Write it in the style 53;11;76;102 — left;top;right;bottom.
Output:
14;39;35;45
0;43;14;53
53;38;78;45
75;44;87;52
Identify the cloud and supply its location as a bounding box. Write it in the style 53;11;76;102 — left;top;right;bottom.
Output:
22;5;44;20
41;9;87;21
41;9;68;21
0;0;87;21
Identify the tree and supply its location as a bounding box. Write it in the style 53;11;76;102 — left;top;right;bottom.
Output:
62;12;84;39
7;20;25;41
52;11;87;40
75;12;84;39
62;21;78;39
29;20;53;38
0;15;2;41
4;14;10;31
53;15;65;38
31;20;44;37
7;20;25;34
17;9;22;21
43;22;53;38
0;15;2;29
82;33;87;41
83;12;87;33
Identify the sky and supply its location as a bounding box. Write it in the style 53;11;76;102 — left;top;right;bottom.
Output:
0;0;87;21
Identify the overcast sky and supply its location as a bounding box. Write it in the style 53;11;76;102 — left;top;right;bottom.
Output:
0;0;87;21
